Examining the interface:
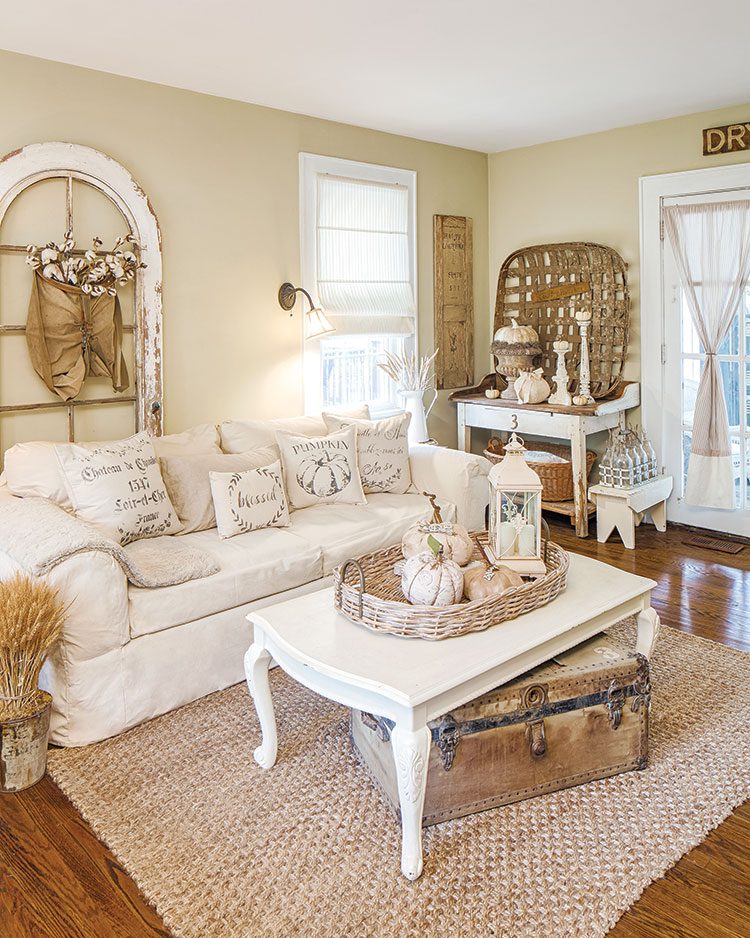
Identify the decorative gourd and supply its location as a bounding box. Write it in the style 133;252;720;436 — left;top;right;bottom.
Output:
401;494;474;566
297;450;352;497
463;563;524;602
401;536;464;606
493;318;539;345
514;368;551;405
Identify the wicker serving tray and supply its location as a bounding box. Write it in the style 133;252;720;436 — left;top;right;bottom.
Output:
332;532;569;641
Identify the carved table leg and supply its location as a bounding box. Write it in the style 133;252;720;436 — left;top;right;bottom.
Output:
391;723;431;881
244;643;277;769
635;607;661;659
569;419;589;538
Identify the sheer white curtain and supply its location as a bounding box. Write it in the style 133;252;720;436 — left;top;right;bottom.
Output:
316;174;415;335
664;200;750;509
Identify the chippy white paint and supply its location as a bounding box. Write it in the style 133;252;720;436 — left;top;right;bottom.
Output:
244;552;659;880
0;142;163;435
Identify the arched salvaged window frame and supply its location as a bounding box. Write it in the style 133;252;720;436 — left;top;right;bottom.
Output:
0;142;163;444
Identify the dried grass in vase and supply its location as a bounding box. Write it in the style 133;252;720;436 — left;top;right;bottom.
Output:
377;349;438;392
0;575;66;721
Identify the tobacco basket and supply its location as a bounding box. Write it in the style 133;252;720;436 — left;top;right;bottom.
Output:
494;242;630;399
332;532;569;641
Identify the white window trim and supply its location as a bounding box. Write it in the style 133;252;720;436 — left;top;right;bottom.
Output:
299;152;417;416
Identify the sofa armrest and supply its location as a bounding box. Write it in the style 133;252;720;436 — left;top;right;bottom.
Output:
409;445;491;531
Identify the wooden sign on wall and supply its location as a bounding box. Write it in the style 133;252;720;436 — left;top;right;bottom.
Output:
703;121;750;155
433;214;474;390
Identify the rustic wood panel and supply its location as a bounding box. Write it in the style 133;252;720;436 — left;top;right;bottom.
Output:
703;121;750;155
433;214;474;390
0;519;747;937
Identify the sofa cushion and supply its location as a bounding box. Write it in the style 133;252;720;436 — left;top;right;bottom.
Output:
128;527;322;637
3;424;221;508
219;405;370;456
160;447;277;534
287;492;455;574
323;411;412;494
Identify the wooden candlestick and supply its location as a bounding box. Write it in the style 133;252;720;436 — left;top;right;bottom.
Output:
548;340;572;406
573;315;595;406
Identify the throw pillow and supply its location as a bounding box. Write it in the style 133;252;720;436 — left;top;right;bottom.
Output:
55;432;182;544
276;425;366;509
209;460;290;538
159;447;278;534
322;412;412;494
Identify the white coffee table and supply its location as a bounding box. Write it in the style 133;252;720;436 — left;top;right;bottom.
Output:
245;552;659;880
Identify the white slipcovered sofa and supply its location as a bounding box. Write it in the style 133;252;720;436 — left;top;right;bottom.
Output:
0;412;490;747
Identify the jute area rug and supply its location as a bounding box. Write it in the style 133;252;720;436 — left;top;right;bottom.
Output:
48;623;750;938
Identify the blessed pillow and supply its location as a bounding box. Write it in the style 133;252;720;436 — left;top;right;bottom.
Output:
55;432;182;544
209;460;290;539
160;447;278;534
323;412;412;494
276;425;366;509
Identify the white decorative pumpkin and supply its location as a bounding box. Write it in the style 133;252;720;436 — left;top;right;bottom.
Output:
401;543;464;607
402;494;474;566
514;368;551;404
493;318;539;345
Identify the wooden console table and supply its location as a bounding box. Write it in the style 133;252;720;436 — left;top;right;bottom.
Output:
450;378;640;538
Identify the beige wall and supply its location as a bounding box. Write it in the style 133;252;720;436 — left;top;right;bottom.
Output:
0;50;489;451
488;103;750;387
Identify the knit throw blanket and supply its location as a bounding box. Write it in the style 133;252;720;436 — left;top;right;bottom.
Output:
0;496;219;588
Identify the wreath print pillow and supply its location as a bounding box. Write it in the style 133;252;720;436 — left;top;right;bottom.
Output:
209;460;290;539
322;412;411;494
55;432;182;545
276;425;366;509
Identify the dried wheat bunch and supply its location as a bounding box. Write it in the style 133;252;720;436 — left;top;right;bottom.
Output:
0;575;66;720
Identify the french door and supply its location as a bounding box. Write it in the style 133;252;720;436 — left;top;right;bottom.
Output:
661;193;750;536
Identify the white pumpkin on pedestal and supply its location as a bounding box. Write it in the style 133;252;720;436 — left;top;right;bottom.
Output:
401;535;464;606
401;494;474;566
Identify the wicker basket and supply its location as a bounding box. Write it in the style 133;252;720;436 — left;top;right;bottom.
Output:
484;438;596;502
332;532;569;641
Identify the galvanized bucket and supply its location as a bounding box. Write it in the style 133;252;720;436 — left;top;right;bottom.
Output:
0;691;52;793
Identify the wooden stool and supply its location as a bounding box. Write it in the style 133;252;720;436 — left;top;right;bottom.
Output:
589;476;673;549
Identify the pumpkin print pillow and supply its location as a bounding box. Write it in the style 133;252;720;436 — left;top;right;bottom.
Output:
322;412;412;494
276;425;366;510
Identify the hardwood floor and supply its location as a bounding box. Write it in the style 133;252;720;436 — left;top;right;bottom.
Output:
0;517;748;937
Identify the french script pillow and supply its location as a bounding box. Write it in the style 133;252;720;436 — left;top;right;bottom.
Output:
209;460;290;539
160;447;277;534
55;432;182;544
323;412;412;494
275;425;366;510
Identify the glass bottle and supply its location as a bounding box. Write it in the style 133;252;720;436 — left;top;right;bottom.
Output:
612;437;634;488
641;431;658;480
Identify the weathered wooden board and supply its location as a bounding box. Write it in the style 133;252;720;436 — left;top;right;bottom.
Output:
433;215;473;390
531;281;591;303
703;121;750;155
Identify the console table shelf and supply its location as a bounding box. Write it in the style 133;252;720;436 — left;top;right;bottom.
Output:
450;377;640;537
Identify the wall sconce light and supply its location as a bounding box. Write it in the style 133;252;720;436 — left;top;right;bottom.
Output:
278;282;336;340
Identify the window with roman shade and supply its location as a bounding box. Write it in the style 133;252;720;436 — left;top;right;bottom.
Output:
315;174;416;336
300;153;417;416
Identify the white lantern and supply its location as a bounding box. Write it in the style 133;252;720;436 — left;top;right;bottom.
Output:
487;433;546;577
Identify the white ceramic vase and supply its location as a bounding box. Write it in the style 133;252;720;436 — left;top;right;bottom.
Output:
399;388;438;446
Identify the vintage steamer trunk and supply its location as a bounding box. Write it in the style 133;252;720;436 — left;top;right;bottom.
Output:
351;642;650;826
